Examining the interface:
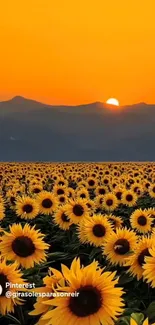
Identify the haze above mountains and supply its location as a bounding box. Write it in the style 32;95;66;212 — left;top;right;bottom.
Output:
0;96;154;162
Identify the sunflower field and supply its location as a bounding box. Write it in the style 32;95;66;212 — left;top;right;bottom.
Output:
1;162;155;325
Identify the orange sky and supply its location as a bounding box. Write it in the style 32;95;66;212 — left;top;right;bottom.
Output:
0;0;155;106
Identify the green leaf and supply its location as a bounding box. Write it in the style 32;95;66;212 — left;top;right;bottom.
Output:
146;301;155;320
5;314;21;325
118;272;134;285
116;315;130;325
130;313;144;324
123;308;141;316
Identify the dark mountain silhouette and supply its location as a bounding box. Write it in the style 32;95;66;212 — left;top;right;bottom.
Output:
0;96;155;161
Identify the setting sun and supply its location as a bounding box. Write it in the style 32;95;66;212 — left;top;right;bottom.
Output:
106;98;119;106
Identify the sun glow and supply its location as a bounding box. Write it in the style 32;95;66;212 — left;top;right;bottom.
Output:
106;98;119;106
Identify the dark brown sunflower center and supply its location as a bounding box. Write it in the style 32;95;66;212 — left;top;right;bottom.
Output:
87;203;91;208
73;204;84;216
137;215;147;226
58;181;65;186
12;236;35;257
80;193;86;198
88;180;95;186
153;187;155;193
104;179;108;184
129;179;134;184
57;189;64;195
23;204;33;213
10;196;16;204
92;224;106;237
42;198;53;208
106;199;113;206
114;239;130;255
0;273;9;296
59;196;65;202
116;192;122;200
126;194;133;202
33;188;41;193
137;248;151;266
99;189;106;195
69;285;102;317
61;213;70;222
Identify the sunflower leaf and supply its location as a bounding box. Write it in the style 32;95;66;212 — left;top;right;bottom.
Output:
5;314;21;325
118;272;134;285
130;313;144;324
123;308;141;316
116;315;130;325
146;301;155;320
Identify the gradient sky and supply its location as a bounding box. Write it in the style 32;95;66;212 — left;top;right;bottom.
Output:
0;0;155;106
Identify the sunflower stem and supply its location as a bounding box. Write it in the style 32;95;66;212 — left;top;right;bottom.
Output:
17;306;25;325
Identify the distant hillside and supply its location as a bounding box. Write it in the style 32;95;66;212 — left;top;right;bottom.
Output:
0;96;155;161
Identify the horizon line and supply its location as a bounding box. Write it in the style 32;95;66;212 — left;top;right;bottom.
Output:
0;95;151;107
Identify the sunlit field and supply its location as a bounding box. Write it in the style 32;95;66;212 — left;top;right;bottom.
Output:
1;162;155;325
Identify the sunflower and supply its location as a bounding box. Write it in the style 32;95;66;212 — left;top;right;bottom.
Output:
110;179;119;190
0;258;26;315
57;194;68;205
67;187;75;199
125;236;154;280
101;176;110;186
148;184;155;198
121;190;137;207
76;188;89;200
95;186;107;197
64;198;89;224
114;186;124;201
78;180;88;188
0;227;4;235
53;206;72;230
0;195;5;205
29;268;65;325
130;209;152;233
0;224;49;269
103;227;138;266
84;199;96;215
130;317;155;325
0;202;5;221
147;208;155;227
77;220;88;244
143;245;155;287
131;183;144;197
77;215;113;247
95;195;105;209
29;184;43;194
106;214;123;229
41;258;124;325
15;196;39;220
36;191;58;215
55;177;68;187
86;177;97;189
102;193;118;212
6;189;18;207
52;185;68;197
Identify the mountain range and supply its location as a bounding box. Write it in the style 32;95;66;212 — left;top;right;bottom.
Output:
0;96;155;162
